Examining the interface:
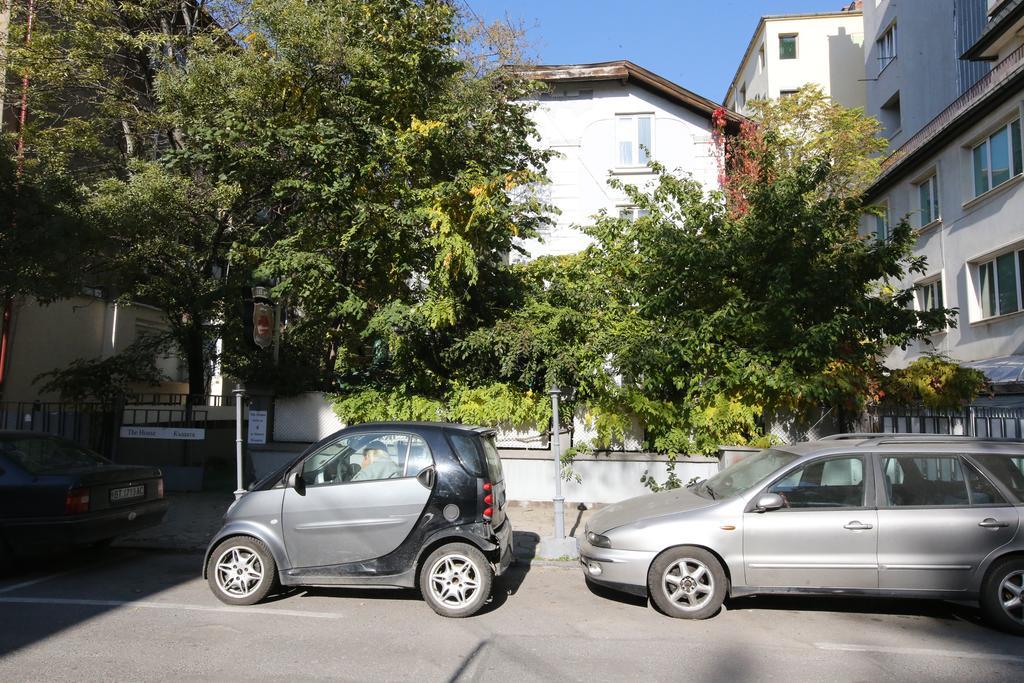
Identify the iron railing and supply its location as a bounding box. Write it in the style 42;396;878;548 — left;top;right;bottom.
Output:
861;405;1024;439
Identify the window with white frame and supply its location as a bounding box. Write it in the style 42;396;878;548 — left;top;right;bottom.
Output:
916;174;940;226
758;44;766;71
977;248;1024;318
917;278;944;312
616;114;653;167
972;119;1023;197
618;206;650;221
877;23;897;71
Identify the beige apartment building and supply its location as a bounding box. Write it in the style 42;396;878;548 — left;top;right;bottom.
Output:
724;2;866;114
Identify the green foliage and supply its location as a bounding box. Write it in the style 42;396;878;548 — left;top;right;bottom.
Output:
160;0;553;395
34;334;171;405
880;355;989;410
330;382;549;428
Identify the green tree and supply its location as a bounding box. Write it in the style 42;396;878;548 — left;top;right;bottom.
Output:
4;0;236;398
158;0;552;397
462;87;960;465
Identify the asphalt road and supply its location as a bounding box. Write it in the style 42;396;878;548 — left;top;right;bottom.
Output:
1;547;1023;682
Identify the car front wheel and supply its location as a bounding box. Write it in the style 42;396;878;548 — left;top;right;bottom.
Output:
419;543;493;618
648;546;727;619
981;556;1024;636
206;537;278;606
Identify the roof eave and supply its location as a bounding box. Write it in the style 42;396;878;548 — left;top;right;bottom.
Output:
515;60;745;127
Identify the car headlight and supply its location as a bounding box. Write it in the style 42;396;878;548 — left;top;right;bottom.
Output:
586;531;611;548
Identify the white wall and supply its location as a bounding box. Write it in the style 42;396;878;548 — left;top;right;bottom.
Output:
726;13;866;114
502;456;718;504
517;81;720;260
864;0;961;149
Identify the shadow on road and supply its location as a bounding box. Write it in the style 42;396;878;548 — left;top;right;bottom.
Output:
0;547;199;658
724;593;981;623
584;576;648;608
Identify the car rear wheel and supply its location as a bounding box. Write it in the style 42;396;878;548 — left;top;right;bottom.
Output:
206;537;278;606
419;543;492;618
648;546;727;620
981;556;1024;636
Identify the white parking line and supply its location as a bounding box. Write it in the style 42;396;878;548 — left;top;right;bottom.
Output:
0;596;341;619
814;642;1024;664
0;551;139;595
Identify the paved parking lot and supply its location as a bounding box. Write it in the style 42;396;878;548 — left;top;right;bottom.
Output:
2;546;1024;682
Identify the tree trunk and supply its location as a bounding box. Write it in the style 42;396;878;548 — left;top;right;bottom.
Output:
185;317;206;402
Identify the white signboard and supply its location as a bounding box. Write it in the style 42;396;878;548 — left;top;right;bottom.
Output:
120;426;206;440
248;410;268;445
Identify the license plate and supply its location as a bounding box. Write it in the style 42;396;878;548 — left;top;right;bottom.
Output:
110;484;145;502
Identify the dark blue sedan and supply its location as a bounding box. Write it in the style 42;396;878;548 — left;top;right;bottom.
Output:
0;431;169;565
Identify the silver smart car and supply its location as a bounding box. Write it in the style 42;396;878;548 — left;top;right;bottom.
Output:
579;434;1024;634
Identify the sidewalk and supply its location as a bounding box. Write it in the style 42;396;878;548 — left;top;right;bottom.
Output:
116;492;600;561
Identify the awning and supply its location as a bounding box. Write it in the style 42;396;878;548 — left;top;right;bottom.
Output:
962;354;1024;386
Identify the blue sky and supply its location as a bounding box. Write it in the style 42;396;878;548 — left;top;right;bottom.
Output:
465;1;850;103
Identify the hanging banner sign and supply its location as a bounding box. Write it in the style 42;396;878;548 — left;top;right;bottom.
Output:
120;426;206;440
253;302;274;350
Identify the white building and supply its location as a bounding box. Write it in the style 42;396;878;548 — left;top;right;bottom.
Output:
863;0;1024;393
724;3;866;115
515;61;740;260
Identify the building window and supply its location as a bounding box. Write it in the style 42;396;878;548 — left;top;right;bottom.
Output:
917;278;944;312
739;84;747;108
758;44;766;71
616;114;653;167
972;119;1023;197
779;34;797;60
619;207;650;221
916;174;940;226
880;91;901;137
873;202;889;240
877;22;897;71
977;248;1024;318
779;89;799;98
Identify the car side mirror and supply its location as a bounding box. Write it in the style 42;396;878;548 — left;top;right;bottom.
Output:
755;493;785;513
287;471;306;495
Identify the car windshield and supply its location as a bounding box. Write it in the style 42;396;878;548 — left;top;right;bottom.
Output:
695;448;800;500
0;435;109;474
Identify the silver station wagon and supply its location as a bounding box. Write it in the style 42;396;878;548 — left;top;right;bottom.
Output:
579;434;1024;634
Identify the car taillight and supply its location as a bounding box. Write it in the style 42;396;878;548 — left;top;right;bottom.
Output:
156;479;165;499
482;481;493;522
65;487;90;515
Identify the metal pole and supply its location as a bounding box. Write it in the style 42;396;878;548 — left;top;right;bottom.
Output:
550;385;564;539
233;384;246;500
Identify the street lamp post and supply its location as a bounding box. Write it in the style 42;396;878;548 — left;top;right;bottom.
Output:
233;383;246;500
550;384;565;540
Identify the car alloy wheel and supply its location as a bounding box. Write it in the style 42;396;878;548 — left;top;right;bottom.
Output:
648;545;727;620
662;557;715;611
206;537;278;606
215;546;265;599
429;553;481;609
419;542;493;618
998;569;1024;627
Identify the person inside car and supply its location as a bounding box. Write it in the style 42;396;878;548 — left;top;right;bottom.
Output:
352;444;402;481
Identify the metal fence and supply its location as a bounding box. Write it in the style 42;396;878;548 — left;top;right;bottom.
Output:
0;401;116;454
861;406;1024;439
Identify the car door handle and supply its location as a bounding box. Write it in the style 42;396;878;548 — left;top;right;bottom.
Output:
843;521;873;531
978;518;1009;528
